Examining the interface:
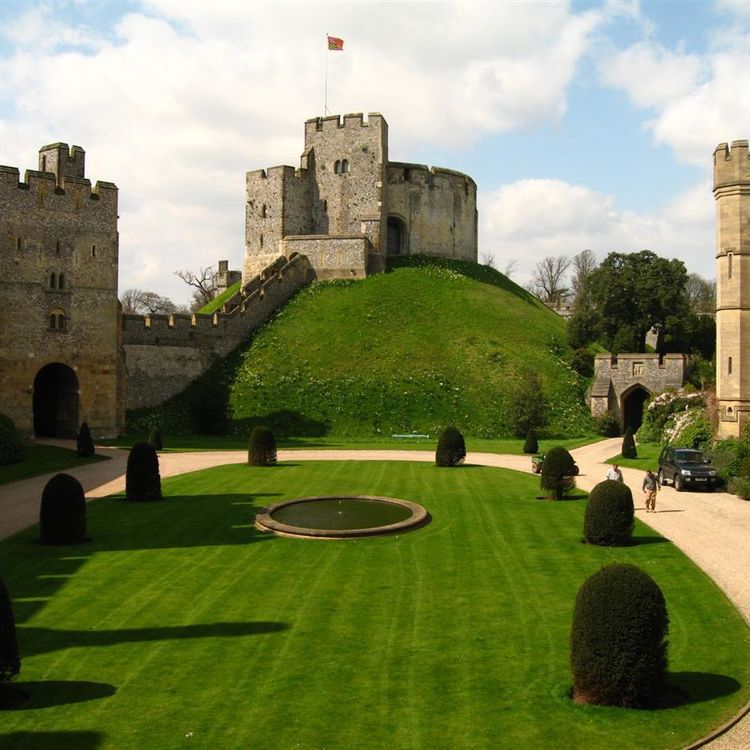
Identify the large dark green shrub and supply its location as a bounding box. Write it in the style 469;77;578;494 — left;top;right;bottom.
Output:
126;442;162;501
571;563;669;707
523;429;538;455
148;428;163;451
76;422;95;458
583;480;634;546
40;473;87;544
435;426;466;467
540;446;577;500
594;410;620;437
509;372;548;438
0;578;20;685
621;427;637;459
0;413;25;467
248;426;277;466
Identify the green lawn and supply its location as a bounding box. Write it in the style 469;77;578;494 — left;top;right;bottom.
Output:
1;460;748;749
99;433;600;455
607;442;662;471
0;444;109;486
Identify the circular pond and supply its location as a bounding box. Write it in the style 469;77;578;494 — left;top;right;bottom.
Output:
254;495;428;539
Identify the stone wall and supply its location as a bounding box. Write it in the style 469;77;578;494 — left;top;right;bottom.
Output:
386;163;477;262
0;145;121;438
281;236;368;280
122;253;315;409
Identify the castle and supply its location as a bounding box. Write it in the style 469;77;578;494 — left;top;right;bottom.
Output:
0;113;478;438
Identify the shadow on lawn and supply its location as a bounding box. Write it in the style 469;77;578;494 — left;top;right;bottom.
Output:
655;672;742;709
18;620;289;658
2;681;116;710
0;731;105;749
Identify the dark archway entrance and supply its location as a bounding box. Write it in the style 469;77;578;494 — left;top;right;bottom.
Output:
621;385;650;433
33;363;79;438
387;216;406;256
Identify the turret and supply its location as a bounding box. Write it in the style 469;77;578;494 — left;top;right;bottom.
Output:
39;143;85;186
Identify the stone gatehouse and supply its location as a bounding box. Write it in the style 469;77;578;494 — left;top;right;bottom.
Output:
590;353;688;431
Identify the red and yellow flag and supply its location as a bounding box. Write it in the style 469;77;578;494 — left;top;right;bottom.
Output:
327;35;344;51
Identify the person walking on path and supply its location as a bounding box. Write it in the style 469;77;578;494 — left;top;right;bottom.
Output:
643;469;659;512
605;464;624;482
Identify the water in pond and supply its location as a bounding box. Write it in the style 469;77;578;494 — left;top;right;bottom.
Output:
271;498;412;530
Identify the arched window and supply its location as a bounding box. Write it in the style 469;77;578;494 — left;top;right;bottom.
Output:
334;160;341;174
49;309;66;331
58;273;65;289
50;272;57;289
341;159;349;174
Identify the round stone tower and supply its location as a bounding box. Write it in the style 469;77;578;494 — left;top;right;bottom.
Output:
714;140;750;438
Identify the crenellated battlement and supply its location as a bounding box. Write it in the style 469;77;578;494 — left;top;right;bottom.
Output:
714;140;750;192
387;162;476;192
304;112;384;135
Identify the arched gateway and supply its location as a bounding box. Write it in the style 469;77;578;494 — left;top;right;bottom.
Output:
590;354;687;434
33;363;79;438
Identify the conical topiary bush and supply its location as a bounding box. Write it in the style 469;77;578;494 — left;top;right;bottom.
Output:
540;446;577;500
248;426;277;466
148;427;163;451
76;422;95;457
435;426;466;467
621;427;637;459
40;473;88;544
0;578;20;686
523;429;539;455
0;413;24;466
126;442;162;501
571;563;668;707
583;479;634;546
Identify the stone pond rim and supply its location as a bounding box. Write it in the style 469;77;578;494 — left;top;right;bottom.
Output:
254;495;430;539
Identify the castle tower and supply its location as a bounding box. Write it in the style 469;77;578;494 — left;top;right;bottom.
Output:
714;140;750;437
39;142;86;185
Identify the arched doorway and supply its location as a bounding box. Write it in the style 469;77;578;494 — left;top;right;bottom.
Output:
33;363;79;438
387;216;407;256
621;385;650;434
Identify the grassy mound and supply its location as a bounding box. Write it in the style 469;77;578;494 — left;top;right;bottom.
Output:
1;461;748;748
130;257;592;438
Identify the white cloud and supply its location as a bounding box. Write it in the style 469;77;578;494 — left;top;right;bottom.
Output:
0;1;604;303
480;178;715;285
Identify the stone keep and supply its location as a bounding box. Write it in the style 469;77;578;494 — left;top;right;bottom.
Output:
243;113;478;283
714;140;750;438
0;143;122;438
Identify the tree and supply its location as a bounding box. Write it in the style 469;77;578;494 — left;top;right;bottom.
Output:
435;426;466;467
76;422;95;458
509;371;548;438
583;480;634;546
588;251;690;353
175;266;216;310
480;251;496;269
40;473;88;544
621;427;637;459
126;442;162;501
120;288;178;315
503;258;519;279
248;426;277;466
529;256;571;303
540;446;577;500
570;249;598;300
523;429;539;454
686;273;716;314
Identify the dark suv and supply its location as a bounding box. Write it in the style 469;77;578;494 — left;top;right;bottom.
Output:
657;447;719;492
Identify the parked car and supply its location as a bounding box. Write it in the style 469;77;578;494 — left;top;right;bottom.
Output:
657;447;720;492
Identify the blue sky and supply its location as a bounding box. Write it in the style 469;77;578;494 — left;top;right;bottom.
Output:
0;0;747;303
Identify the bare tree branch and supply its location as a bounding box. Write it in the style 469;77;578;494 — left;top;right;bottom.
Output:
503;258;519;279
530;256;571;303
571;249;598;298
119;288;177;315
175;266;216;309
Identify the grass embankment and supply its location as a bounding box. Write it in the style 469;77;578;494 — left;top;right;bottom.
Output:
197;281;242;315
1;461;748;749
0;444;108;486
130;256;592;438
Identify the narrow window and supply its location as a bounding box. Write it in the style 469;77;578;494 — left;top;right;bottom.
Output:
91;244;96;257
17;237;22;251
334;160;341;174
50;272;57;289
56;240;61;255
341;159;349;174
728;252;734;279
58;273;65;289
49;313;56;330
260;233;264;248
41;155;47;172
49;311;66;331
729;357;733;375
261;204;266;218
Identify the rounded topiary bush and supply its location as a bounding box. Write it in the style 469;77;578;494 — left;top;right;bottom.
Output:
40;473;87;544
621;427;637;459
540;446;577;500
571;563;669;707
148;427;163;451
435;426;466;467
523;429;538;455
76;422;95;458
0;578;20;686
0;413;25;467
583;479;634;546
248;426;277;466
126;442;162;502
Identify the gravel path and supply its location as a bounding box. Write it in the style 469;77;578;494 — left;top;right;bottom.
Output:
2;438;749;747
